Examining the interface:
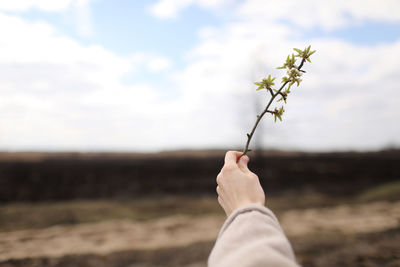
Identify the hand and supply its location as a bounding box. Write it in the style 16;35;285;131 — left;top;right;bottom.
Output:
216;151;266;216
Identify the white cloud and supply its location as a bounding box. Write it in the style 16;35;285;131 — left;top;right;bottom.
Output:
130;53;172;72
149;0;190;19
157;1;400;151
149;0;232;19
147;57;171;72
0;0;75;12
1;0;400;151
151;0;400;30
237;0;400;30
0;0;94;38
0;13;166;151
75;0;93;37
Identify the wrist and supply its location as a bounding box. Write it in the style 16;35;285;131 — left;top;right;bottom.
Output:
235;201;264;211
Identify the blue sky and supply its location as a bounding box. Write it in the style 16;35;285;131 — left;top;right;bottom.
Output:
19;1;223;65
19;1;400;56
302;21;400;45
0;0;400;151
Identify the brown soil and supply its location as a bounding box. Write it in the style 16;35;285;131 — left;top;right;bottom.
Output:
1;200;399;266
0;150;399;266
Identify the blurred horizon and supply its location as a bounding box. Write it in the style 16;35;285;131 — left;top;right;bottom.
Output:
1;145;400;153
1;0;400;152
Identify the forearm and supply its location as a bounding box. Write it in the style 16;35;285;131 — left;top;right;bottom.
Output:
208;204;299;267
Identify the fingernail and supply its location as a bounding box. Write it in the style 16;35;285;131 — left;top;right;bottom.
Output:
240;155;249;163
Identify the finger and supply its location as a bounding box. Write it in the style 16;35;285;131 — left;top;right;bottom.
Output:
216;172;222;184
237;155;251;173
234;151;244;160
224;151;238;166
216;185;221;195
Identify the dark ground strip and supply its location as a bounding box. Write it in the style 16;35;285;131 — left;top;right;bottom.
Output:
1;150;399;202
0;241;214;267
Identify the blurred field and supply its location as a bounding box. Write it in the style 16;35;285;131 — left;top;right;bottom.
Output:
0;150;399;266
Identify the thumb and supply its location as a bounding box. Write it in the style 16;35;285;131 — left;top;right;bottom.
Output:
237;155;250;172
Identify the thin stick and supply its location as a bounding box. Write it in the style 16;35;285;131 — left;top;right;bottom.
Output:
242;58;306;156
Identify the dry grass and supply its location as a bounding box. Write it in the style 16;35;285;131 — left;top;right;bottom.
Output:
0;196;222;232
358;181;400;201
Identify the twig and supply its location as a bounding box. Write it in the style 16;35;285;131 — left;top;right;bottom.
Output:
242;58;306;156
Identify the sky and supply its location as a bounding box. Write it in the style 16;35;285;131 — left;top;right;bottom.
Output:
0;0;400;152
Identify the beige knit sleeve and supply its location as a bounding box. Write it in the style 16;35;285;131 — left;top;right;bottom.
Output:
208;204;300;267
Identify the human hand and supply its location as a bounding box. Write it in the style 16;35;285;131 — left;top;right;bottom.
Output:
216;151;266;216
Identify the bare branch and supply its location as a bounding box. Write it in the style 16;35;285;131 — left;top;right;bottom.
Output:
242;55;309;156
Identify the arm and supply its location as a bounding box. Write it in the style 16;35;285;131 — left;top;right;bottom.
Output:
208;151;299;267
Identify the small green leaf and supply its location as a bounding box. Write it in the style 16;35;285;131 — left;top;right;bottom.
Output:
306;58;311;63
284;88;291;95
293;48;302;54
288;81;295;89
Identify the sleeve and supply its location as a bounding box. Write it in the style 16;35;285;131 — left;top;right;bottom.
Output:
208;204;300;267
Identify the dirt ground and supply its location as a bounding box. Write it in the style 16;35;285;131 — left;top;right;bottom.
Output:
1;197;399;267
0;150;399;266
